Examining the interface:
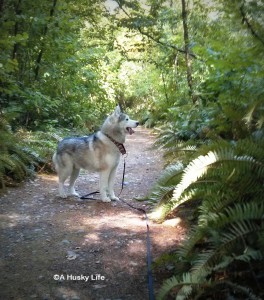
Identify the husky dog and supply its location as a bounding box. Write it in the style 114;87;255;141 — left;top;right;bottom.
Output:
52;106;139;202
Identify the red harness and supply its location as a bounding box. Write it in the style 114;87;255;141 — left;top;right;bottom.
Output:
105;134;126;155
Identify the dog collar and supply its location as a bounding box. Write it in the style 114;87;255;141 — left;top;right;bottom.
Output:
105;134;126;155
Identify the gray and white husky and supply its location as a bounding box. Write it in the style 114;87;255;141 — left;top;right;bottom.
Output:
52;106;139;202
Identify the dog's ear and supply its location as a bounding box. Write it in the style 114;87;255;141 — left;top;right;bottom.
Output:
114;105;121;116
117;102;124;112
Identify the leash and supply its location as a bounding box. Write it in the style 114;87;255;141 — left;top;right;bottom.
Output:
118;196;155;300
80;158;127;200
80;156;155;300
117;158;155;299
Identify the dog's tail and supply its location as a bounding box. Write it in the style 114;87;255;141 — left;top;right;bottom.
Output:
52;152;59;172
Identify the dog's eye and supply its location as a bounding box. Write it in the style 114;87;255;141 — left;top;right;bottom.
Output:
126;118;129;121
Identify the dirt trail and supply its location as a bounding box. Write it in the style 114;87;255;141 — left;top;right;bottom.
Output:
0;128;185;300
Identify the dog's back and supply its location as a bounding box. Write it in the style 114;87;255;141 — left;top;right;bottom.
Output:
53;135;100;172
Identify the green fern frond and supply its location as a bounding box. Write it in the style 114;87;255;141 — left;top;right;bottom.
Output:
193;220;264;273
148;185;175;204
171;149;264;211
219;281;262;300
173;223;264;299
152;125;178;149
150;138;264;219
244;101;261;127
172;150;229;202
200;202;264;228
176;227;206;259
244;100;264;131
217;202;263;226
257;116;264;129
235;247;263;263
151;163;184;191
176;204;264;270
0;154;16;171
236;138;264;159
150;190;197;221
0;118;40;189
146;163;184;208
162;142;197;165
221;220;263;245
190;249;218;276
157;273;206;300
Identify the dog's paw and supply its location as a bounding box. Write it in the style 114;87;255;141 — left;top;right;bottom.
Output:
59;193;68;199
110;196;119;201
68;188;80;197
102;197;111;203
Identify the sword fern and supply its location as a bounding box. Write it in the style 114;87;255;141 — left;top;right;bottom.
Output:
151;137;264;299
0;118;33;189
0;118;59;190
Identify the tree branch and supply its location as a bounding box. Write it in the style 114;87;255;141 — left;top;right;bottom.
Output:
239;2;264;46
114;0;199;60
137;27;198;59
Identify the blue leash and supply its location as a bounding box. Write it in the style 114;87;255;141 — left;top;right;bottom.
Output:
80;157;155;299
119;197;155;300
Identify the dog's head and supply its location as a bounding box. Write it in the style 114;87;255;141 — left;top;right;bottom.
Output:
112;105;139;135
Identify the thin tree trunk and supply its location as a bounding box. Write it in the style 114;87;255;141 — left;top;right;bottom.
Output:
12;0;22;59
0;0;4;15
34;0;57;81
181;0;197;104
174;52;178;84
161;71;169;103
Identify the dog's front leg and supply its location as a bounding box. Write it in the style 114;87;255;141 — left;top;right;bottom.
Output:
99;170;112;202
108;165;119;201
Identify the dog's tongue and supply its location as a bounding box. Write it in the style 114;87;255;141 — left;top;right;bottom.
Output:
127;127;135;135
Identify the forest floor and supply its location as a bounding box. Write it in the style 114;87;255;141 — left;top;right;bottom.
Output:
0;128;187;300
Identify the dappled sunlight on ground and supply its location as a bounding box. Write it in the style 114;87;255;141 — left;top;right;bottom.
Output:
0;212;32;228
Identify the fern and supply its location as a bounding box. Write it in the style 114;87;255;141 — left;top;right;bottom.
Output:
150;140;264;221
18;129;62;172
157;273;206;300
0;118;41;190
151;136;264;298
158;217;264;299
244;100;264;130
147;163;184;205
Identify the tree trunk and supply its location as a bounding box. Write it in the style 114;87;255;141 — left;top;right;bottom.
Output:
34;0;57;81
181;0;197;104
0;0;4;16
12;0;22;60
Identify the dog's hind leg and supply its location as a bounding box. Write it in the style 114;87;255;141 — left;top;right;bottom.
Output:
108;166;119;201
58;171;70;198
57;158;73;198
68;167;80;197
53;153;70;198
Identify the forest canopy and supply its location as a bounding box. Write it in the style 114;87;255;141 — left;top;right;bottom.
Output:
1;0;263;130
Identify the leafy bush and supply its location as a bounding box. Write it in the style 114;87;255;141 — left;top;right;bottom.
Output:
18;129;63;173
0;118;36;190
0;117;66;191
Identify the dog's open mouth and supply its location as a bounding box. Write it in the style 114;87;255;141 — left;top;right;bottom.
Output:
126;127;135;135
